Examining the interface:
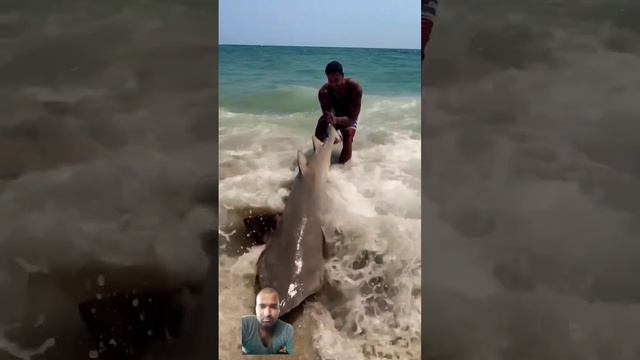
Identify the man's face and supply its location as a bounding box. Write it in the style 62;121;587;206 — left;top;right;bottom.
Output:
255;292;280;327
326;72;345;91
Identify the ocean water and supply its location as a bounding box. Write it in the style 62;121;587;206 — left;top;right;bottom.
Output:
424;0;640;359
0;0;217;359
218;45;421;359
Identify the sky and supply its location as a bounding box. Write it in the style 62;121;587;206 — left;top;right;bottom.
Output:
219;0;420;49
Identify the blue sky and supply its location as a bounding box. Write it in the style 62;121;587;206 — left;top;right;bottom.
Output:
219;0;420;49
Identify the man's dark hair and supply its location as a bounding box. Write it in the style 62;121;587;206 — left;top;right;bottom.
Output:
325;61;343;75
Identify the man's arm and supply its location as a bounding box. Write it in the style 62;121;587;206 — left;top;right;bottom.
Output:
318;85;333;117
335;82;363;127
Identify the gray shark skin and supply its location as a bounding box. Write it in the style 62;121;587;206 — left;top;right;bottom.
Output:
255;124;339;316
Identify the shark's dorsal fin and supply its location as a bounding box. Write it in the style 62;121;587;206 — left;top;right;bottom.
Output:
312;135;323;153
297;151;308;176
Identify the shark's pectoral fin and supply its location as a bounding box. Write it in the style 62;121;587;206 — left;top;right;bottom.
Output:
321;226;329;259
312;135;323;153
297;151;309;176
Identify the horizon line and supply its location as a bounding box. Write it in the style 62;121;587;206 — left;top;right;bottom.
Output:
219;42;419;51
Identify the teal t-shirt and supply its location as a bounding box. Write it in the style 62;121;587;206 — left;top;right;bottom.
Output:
241;315;294;355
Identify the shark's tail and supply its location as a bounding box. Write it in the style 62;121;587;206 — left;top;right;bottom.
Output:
312;124;341;153
326;124;339;145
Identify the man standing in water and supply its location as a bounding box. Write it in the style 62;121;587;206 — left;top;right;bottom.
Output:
242;288;294;355
316;61;363;164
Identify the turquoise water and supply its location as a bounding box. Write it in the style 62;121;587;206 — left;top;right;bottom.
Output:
219;45;420;115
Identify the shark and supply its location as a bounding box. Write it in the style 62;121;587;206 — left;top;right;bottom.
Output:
255;124;339;316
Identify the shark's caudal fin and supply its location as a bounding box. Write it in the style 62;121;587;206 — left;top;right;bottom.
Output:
327;124;339;145
312;135;323;153
297;151;308;176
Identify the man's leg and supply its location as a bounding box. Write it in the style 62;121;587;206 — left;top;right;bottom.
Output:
338;127;356;164
314;116;329;141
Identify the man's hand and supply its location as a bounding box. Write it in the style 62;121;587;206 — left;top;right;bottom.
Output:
325;112;337;125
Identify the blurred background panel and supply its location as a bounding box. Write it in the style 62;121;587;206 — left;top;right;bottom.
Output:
0;0;218;359
423;0;640;359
